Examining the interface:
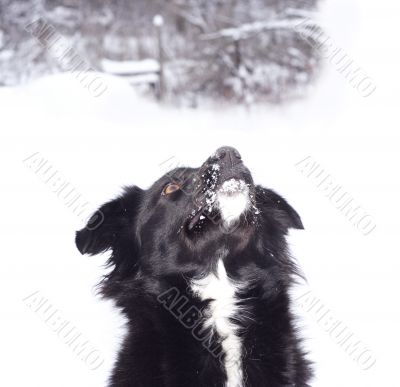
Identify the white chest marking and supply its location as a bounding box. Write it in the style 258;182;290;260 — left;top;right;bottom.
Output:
191;260;243;387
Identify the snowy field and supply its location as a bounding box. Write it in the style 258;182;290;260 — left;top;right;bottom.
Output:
1;0;399;386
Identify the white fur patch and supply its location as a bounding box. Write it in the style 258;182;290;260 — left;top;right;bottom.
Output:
191;259;244;387
216;179;250;228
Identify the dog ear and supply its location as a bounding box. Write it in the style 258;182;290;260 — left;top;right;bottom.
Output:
256;187;304;230
75;186;143;255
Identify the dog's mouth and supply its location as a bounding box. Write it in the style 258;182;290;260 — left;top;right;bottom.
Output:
186;147;258;233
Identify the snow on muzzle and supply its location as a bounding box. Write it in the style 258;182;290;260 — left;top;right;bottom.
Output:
187;147;255;233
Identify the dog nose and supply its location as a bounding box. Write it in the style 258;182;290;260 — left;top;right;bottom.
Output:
214;146;242;163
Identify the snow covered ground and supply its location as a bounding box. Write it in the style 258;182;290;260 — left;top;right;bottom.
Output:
0;0;399;386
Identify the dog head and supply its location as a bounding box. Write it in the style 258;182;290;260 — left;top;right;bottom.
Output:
76;147;303;291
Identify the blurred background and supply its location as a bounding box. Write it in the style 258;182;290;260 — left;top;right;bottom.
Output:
1;0;399;387
0;0;321;105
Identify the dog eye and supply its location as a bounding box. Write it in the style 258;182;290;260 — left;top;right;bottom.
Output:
162;183;181;196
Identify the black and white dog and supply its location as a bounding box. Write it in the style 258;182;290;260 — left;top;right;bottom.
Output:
76;147;312;387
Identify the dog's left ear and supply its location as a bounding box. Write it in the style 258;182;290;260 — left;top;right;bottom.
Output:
256;187;304;230
75;186;143;255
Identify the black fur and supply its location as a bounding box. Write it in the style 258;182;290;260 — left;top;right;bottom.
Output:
76;147;312;387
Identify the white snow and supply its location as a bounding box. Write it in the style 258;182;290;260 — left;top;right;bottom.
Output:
153;15;164;27
216;179;250;228
0;0;400;386
124;73;159;85
101;58;160;75
218;179;248;195
202;17;317;40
